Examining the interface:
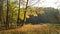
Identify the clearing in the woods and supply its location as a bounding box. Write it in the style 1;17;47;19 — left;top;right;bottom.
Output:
0;24;60;34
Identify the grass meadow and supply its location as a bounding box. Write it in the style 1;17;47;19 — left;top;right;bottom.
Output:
0;24;60;34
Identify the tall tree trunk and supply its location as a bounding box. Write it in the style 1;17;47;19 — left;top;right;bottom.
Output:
0;0;3;24
5;0;9;29
17;0;20;26
0;0;4;29
22;0;28;26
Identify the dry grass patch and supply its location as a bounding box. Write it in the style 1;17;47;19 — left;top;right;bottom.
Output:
0;24;60;34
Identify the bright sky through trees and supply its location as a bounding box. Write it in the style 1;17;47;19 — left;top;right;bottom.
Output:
34;0;60;9
12;0;60;9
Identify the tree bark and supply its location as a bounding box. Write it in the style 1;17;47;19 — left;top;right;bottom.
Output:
23;0;28;25
0;0;3;23
5;0;9;29
17;0;21;26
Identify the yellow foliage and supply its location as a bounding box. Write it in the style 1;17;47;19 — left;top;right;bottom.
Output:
26;11;30;15
20;11;30;20
39;11;44;14
26;15;30;18
20;10;24;20
33;13;37;16
33;12;37;16
39;8;44;14
26;11;31;18
20;13;24;20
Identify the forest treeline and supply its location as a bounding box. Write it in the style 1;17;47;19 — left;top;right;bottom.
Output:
26;7;60;24
0;0;60;30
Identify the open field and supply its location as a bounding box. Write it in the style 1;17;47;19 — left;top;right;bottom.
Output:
0;24;60;34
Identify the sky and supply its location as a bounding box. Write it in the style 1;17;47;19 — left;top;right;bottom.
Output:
11;0;60;9
33;0;60;9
